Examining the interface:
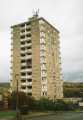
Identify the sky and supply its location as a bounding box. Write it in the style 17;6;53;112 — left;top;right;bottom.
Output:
0;0;83;82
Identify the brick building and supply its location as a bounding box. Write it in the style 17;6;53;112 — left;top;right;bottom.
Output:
10;14;63;100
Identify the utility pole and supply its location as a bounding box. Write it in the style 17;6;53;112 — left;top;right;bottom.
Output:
15;74;20;120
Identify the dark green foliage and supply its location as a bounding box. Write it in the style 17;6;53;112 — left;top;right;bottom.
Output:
9;92;79;111
20;105;29;114
9;91;35;111
0;101;4;110
34;99;79;111
36;98;55;111
54;100;66;111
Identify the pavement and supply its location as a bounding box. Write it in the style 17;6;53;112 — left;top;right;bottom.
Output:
22;111;55;119
0;111;55;120
20;111;83;120
1;111;83;120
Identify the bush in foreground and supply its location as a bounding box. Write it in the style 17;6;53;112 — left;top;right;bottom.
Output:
8;92;79;111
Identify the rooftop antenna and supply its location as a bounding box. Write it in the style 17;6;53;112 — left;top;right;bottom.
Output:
32;8;39;17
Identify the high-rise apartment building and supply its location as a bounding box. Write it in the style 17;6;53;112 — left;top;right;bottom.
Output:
10;14;63;100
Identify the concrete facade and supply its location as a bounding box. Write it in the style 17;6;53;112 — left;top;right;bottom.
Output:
10;15;63;100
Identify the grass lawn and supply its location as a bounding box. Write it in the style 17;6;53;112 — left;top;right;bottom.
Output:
0;111;16;119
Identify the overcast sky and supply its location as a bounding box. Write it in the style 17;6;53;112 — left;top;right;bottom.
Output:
0;0;83;82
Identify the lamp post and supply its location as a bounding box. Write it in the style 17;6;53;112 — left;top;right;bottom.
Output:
15;74;20;120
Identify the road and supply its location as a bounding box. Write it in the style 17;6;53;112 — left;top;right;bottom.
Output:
28;112;83;120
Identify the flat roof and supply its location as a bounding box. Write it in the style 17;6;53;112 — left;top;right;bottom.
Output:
39;17;59;33
11;16;59;33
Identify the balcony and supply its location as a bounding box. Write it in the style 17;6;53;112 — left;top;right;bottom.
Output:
21;82;26;86
39;19;45;25
41;74;47;78
26;49;32;53
20;55;32;61
26;75;32;79
41;67;47;71
27;82;32;86
41;79;47;84
20;35;25;39
40;45;46;51
20;32;25;36
21;62;26;66
20;38;26;42
40;57;46;64
26;39;32;44
25;43;32;47
27;89;32;93
26;33;31;38
26;28;31;32
26;25;31;29
21;89;27;93
25;55;32;59
21;74;32;79
20;41;25;45
21;76;26;79
26;31;31;35
21;68;32;73
20;50;25;54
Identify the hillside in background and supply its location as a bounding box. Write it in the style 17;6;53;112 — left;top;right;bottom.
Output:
0;82;10;88
64;82;83;98
0;82;83;98
0;82;10;94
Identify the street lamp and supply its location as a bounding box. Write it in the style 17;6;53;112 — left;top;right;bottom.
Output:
15;74;20;120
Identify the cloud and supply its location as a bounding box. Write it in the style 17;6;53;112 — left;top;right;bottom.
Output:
0;30;10;82
63;71;83;82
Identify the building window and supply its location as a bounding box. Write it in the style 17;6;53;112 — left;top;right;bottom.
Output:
42;77;46;81
26;59;32;64
21;60;26;63
26;52;32;55
21;41;25;45
27;86;32;89
26;22;31;26
26;28;31;31
21;79;26;83
45;92;47;96
27;79;32;82
41;70;47;76
26;40;32;44
20;24;25;27
21;66;26;69
26;65;32;68
40;38;46;44
42;91;47;96
21;85;26;89
42;84;46;89
40;44;46;50
21;47;25;51
41;63;46;69
40;26;45;32
40;31;45;37
21;29;25;33
21;53;25;57
40;56;46;63
21;72;26;76
20;35;25;39
40;50;46;57
27;46;32;49
27;93;32;96
26;33;31;37
39;19;45;24
27;72;32;75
